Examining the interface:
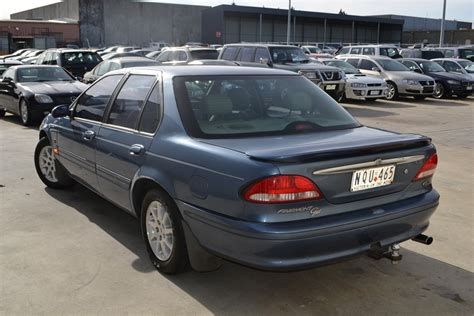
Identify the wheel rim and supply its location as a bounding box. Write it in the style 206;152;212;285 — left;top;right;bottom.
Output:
20;102;28;124
387;84;396;99
38;145;58;183
146;201;174;261
434;83;444;98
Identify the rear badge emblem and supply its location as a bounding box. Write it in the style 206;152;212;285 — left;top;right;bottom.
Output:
277;206;321;217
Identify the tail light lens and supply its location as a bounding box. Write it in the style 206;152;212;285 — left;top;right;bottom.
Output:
242;175;323;203
413;153;438;181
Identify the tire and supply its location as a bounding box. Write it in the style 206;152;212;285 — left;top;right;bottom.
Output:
34;137;75;189
141;189;188;274
386;82;398;100
414;96;426;100
433;82;445;99
336;92;345;103
19;99;35;126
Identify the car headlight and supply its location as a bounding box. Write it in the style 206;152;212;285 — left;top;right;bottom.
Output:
298;71;318;80
447;80;460;85
403;80;420;86
34;94;53;103
351;83;367;88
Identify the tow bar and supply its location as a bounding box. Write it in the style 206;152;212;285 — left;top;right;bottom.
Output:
368;234;433;264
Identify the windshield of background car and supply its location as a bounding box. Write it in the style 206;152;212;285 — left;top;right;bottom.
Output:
61;52;101;65
459;49;474;60
269;47;311;64
173;75;360;138
323;60;360;74
417;60;446;72
458;60;474;73
380;47;399;58
377;59;409;71
190;50;219;60
17;67;75;82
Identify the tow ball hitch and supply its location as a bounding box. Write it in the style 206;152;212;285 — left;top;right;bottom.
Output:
368;243;403;264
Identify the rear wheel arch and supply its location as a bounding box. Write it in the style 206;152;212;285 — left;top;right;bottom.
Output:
131;178;177;219
39;130;48;140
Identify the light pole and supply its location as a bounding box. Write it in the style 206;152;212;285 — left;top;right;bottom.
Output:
439;0;446;47
286;0;291;44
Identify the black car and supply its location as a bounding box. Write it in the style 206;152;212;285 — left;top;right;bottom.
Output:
399;58;474;99
36;49;102;79
0;65;87;125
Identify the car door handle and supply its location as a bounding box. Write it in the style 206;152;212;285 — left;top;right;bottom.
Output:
129;144;145;156
82;130;96;141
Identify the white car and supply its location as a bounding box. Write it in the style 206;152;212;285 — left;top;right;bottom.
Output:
321;59;388;101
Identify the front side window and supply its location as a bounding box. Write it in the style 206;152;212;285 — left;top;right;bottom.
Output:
269;47;310;64
157;51;170;62
107;75;156;129
239;47;255;62
338;47;350;55
401;61;420;72
444;61;464;73
417;60;445;73
457;60;474;73
254;48;271;62
74;75;123;122
174;75;360;138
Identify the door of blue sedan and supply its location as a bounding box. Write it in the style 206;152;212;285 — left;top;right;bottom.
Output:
94;74;160;210
54;75;123;191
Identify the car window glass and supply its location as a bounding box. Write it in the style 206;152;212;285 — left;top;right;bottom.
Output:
2;68;14;80
380;48;399;57
444;50;455;58
107;75;156;129
157;51;170;62
339;47;350;54
240;47;255;62
444;61;463;73
178;51;187;61
254;48;270;62
75;75;123;121
346;58;360;67
359;59;377;70
402;61;418;71
350;47;361;54
221;47;239;60
96;61;110;76
139;83;162;133
50;53;58;65
362;47;375;55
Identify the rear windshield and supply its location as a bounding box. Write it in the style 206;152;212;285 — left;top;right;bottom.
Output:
61;52;102;65
173;75;360;138
190;50;219;60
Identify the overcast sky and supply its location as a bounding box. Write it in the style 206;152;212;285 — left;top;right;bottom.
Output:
1;0;473;24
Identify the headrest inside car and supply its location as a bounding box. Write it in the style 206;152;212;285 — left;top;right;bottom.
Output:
205;95;233;116
288;91;312;112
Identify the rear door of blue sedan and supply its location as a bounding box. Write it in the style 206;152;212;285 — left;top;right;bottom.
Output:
95;74;160;210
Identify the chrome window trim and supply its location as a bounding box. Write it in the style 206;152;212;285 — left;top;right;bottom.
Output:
313;155;425;175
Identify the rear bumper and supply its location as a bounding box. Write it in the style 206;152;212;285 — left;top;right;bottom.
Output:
178;190;439;271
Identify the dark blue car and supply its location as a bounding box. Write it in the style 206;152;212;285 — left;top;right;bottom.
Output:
34;66;439;274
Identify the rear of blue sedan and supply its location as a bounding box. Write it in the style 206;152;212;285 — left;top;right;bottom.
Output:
36;66;439;274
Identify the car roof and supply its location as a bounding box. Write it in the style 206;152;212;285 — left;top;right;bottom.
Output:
112;56;157;62
337;54;392;60
107;65;297;77
224;43;298;48
399;58;433;62
9;65;63;70
343;44;399;48
44;48;97;53
431;58;471;62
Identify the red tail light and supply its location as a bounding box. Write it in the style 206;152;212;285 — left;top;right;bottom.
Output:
242;175;323;203
413;153;438;181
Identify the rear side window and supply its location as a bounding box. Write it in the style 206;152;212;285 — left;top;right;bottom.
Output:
173;76;359;138
139;83;162;133
107;75;156;129
363;48;375;55
75;75;123;121
221;47;239;60
350;47;361;54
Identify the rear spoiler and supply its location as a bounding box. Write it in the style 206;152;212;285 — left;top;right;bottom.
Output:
248;136;432;163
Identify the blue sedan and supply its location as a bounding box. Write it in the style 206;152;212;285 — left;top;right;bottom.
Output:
34;66;439;274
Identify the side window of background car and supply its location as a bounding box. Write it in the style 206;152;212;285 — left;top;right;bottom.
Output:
362;48;375;55
2;68;14;80
138;82;162;133
178;51;187;61
74;75;123;121
239;47;255;62
359;59;377;71
346;58;360;67
254;48;270;63
109;62;121;72
443;61;463;73
106;75;156;129
338;47;350;54
221;47;239;60
350;47;361;54
96;61;110;76
157;51;170;62
380;48;398;58
444;50;454;58
50;53;58;65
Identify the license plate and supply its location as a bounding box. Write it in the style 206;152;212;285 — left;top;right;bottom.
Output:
325;84;336;90
350;165;396;192
369;90;381;96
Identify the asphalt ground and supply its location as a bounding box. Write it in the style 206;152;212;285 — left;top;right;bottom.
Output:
1;96;473;315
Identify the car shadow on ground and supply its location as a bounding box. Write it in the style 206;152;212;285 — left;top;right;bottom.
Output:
397;98;472;107
1;114;41;130
342;99;416;109
44;184;474;314
344;106;398;118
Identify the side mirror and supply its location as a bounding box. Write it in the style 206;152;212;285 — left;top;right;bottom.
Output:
51;104;70;118
371;67;380;72
259;58;271;66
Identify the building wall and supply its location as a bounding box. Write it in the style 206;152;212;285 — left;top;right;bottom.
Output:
373;15;472;31
11;0;79;21
403;29;474;45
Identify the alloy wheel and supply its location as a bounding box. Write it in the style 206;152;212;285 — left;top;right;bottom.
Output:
433;83;444;99
38;145;58;183
387;83;396;100
20;101;29;125
146;200;174;261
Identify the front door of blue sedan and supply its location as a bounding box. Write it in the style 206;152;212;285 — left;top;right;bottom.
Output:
55;75;124;191
95;74;160;210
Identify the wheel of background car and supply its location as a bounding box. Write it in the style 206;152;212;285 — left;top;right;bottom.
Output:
141;189;188;274
19;99;34;126
386;82;398;100
34;137;75;189
0;109;5;118
337;92;345;103
433;83;445;99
